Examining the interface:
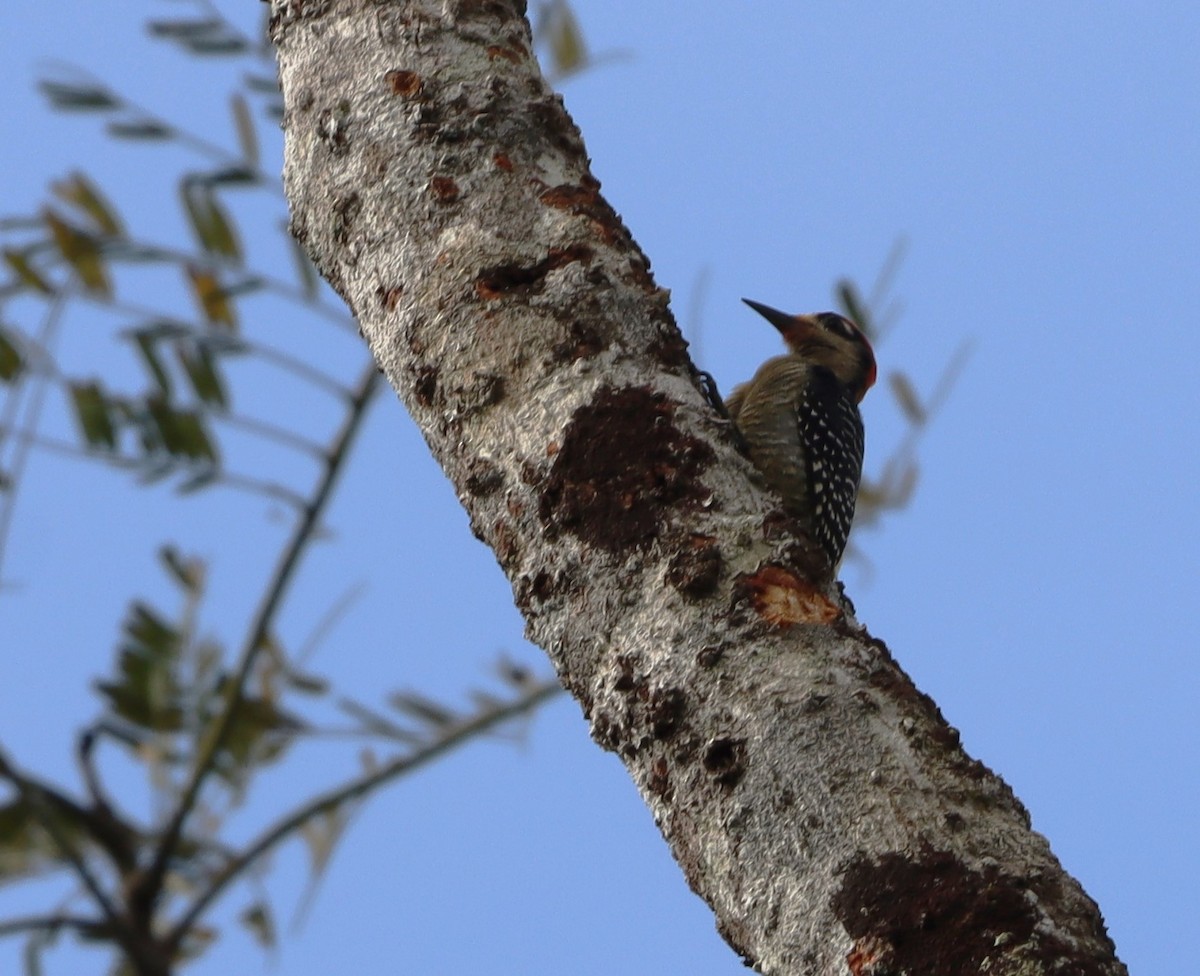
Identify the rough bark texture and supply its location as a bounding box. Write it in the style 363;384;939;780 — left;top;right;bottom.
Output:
270;3;1127;974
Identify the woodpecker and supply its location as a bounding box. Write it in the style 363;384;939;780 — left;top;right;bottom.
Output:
725;299;876;575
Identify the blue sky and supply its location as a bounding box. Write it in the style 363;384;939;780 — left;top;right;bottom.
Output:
2;2;1197;973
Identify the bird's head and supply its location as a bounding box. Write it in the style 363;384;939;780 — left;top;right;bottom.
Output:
742;298;877;403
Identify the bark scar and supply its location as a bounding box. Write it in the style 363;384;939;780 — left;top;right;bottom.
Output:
475;244;594;300
539;386;715;553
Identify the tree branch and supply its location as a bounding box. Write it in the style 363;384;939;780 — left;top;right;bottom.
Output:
271;3;1125;974
0;289;68;586
0;913;106;940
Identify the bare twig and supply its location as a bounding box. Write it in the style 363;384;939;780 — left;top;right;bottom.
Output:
0;289;68;587
0;426;310;510
164;675;561;951
142;358;381;917
0;913;106;940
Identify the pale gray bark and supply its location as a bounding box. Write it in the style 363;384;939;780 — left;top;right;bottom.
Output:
270;2;1126;973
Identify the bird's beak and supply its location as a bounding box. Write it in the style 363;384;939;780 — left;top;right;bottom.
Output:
742;298;812;340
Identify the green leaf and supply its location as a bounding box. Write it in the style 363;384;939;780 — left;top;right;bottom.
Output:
286;671;330;696
389;691;457;727
177;342;228;409
299;806;350;880
231;94;259;167
106;119;172;141
125;602;178;658
37;79;118;112
836;279;874;338
239;902;276;950
184;265;237;329
177;469;218;494
176;412;217;463
44;209;110;296
206;166;258;187
68;381;117;450
2;249;53;294
0;327;23;382
187;37;248;55
210;687;303;783
888;372;927;426
133;333;173;396
50;171;123;237
244;73;281;95
160;545;205;594
286;228;320;300
147;17;224;39
180;181;242;264
146;396;218;463
147;17;247;55
96;600;186;733
546;2;587;78
130;319;190;340
220;275;265;299
0;795;84;886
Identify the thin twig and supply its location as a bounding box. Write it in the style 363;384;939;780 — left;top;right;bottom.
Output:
0;913;105;940
143;359;381;917
0;289;68;587
76;290;352;400
2;270;351;400
294;583;366;667
216;411;326;459
38;61;284;195
0;427;310;511
92;232;354;331
891;338;973;461
165;676;562;951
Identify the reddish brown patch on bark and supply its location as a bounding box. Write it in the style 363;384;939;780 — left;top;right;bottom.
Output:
739;566;841;627
666;534;723;598
847;935;894;975
537;178;637;251
647;324;691;368
833;848;1112;976
412;365;439;407
539;386;714;553
378;284;404;310
385;69;423;98
539;182;600;211
486;44;523;63
491;520;521;569
475;244;593;300
430;176;460;203
647;756;672;801
492;151;514;171
331;192;361;246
